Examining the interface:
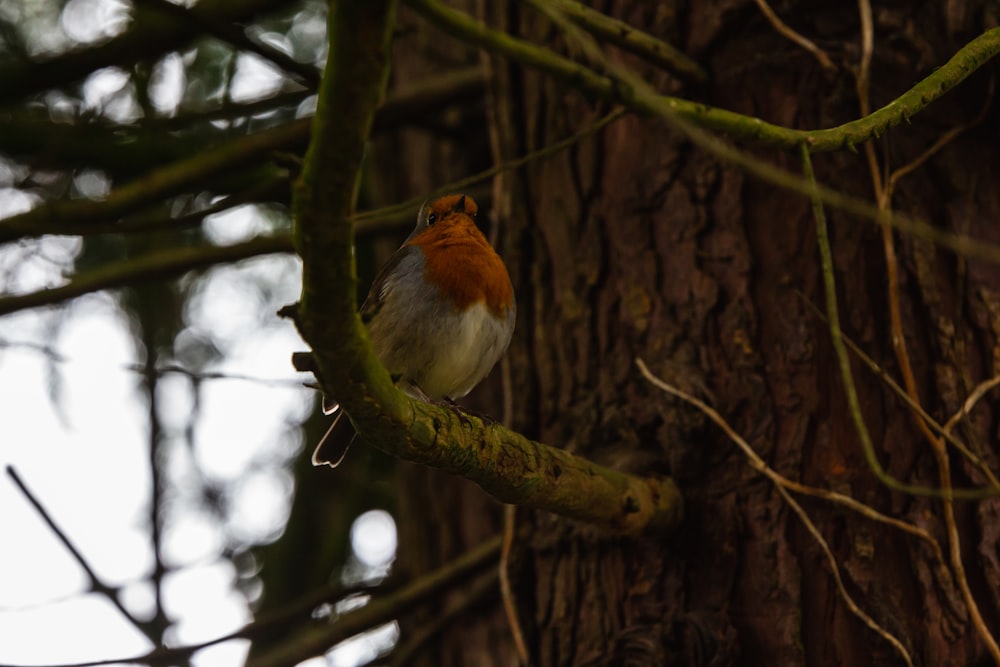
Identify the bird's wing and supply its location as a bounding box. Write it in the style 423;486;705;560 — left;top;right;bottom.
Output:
359;245;415;324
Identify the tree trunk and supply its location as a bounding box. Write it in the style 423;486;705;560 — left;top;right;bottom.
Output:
394;1;1000;665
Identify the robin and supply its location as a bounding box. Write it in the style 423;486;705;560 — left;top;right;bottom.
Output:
311;193;516;467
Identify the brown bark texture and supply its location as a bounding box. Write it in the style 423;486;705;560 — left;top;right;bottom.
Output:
383;1;1000;666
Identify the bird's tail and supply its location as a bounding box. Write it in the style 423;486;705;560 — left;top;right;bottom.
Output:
311;409;357;468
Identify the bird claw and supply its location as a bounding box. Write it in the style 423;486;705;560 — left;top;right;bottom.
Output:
436;398;497;427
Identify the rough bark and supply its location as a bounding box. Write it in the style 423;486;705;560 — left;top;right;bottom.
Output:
381;1;1000;665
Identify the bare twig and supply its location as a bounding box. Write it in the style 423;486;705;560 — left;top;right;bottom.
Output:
754;0;836;71
546;0;707;82
245;537;503;667
634;360;946;562
5;467;160;645
804;144;1000;661
943;375;1000;435
797;297;1000;488
0;235;293;317
635;361;915;667
133;0;321;87
387;572;499;666
500;505;529;665
775;485;914;666
0;538;496;667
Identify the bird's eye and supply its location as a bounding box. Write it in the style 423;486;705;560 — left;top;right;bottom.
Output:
427;212;438;225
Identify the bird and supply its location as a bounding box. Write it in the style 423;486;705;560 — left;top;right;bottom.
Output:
311;193;516;467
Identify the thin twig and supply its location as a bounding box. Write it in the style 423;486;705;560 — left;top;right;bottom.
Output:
5;467;159;645
754;0;836;71
547;0;707;82
406;0;1000;265
803;145;997;499
943;375;1000;435
775;485;914;666
353;107;627;227
0;573;421;667
245;537;503;667
133;0;321;87
635;361;915;667
804;146;1000;661
0;235;293;317
635;360;946;563
387;572;499;666
797;297;1000;488
500;504;529;665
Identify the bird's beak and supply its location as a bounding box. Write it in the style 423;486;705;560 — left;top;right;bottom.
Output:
453;195;466;213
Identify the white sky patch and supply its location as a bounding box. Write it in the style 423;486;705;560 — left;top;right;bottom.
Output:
328;622;400;667
351;510;397;569
0;595;153;664
161;506;226;568
82;66;142;122
228;468;294;544
60;0;131;45
0;235;82;295
203;203;273;246
150;52;187;116
0;187;40;218
73;169;111;199
163;560;249;635
230;52;285;103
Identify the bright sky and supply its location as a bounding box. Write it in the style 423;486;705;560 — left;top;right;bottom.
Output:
0;2;397;665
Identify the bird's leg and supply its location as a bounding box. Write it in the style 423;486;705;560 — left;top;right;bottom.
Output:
443;397;498;426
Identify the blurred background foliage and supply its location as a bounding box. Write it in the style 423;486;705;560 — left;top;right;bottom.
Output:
0;0;485;663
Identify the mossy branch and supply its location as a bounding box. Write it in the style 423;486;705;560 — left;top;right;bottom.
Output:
801;145;996;500
0;69;485;244
409;0;1000;265
293;1;682;536
408;0;1000;152
548;0;707;82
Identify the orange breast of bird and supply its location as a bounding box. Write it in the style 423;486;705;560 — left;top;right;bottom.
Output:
406;215;513;318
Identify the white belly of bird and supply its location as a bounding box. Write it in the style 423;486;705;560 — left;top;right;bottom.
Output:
421;300;506;399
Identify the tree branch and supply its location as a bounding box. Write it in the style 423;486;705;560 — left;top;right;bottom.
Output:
0;68;485;243
292;0;682;536
407;0;1000;152
4;467;160;645
547;0;708;82
132;0;322;88
0;538;501;667
0;122;303;243
245;537;501;667
409;0;1000;266
0;235;293;316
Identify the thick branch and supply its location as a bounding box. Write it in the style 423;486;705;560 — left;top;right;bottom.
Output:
408;0;1000;152
0;235;293;316
0;69;485;243
294;1;682;535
